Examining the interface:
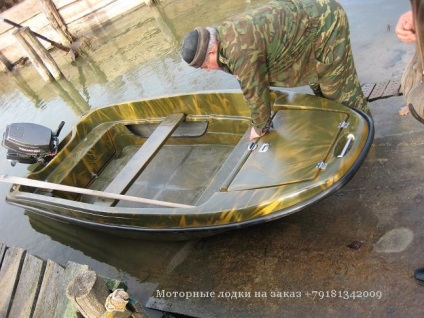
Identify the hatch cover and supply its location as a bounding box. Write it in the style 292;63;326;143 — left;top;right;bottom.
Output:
226;109;348;191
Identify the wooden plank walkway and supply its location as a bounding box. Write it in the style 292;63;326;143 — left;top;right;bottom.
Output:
362;77;402;102
0;243;145;318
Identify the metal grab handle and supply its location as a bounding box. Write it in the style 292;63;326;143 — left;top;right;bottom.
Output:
337;134;355;158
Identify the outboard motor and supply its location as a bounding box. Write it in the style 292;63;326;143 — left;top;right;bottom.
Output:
2;121;65;166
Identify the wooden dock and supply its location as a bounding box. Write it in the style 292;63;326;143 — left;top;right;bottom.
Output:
362;77;402;102
0;243;146;318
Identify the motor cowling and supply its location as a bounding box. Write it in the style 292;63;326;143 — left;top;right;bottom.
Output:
2;121;64;166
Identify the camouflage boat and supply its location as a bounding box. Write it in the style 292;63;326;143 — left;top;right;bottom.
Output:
1;90;374;240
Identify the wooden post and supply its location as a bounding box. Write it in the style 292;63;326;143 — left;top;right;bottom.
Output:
66;269;110;317
0;51;13;71
40;0;75;44
20;27;62;80
13;29;53;82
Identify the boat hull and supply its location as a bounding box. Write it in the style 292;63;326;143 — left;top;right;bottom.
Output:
5;90;374;240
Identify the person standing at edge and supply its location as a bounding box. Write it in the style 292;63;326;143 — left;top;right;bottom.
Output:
396;0;424;123
395;0;424;283
180;0;370;141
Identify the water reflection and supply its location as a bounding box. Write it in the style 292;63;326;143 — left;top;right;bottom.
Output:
7;72;44;108
72;51;109;105
27;212;190;281
51;78;90;115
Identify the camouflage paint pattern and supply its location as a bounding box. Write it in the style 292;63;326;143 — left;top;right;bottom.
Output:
6;90;373;240
216;0;369;131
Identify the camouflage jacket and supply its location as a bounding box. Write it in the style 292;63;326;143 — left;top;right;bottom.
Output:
216;0;321;130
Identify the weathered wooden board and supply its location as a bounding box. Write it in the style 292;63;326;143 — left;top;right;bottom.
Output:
32;259;66;317
58;0;126;23
0;243;6;265
0;247;26;317
361;83;376;100
65;0;145;35
55;0;77;7
368;81;389;101
362;78;402;102
0;0;45;34
382;78;401;98
8;254;45;318
0;243;142;318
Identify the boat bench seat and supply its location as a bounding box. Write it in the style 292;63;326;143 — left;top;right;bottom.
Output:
96;113;186;206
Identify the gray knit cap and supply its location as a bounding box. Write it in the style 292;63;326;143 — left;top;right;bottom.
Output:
181;27;210;68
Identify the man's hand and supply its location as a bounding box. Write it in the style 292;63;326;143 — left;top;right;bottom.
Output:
395;11;416;43
250;118;273;141
250;127;263;141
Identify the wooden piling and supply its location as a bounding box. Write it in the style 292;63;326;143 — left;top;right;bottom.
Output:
0;50;13;71
66;269;110;317
40;0;76;44
13;28;53;81
20;27;62;80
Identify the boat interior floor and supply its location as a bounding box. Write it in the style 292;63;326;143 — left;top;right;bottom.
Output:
83;143;234;207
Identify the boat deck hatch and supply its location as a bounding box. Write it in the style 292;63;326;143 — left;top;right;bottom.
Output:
226;109;348;191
